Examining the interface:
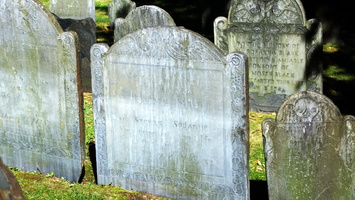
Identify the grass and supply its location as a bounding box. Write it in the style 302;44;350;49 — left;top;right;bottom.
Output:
10;0;355;198
12;167;149;200
249;112;275;181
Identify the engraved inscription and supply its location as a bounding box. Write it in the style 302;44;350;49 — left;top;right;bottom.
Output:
106;63;225;177
231;31;306;95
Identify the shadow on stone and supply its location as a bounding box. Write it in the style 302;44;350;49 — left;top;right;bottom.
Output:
250;180;269;200
88;142;98;184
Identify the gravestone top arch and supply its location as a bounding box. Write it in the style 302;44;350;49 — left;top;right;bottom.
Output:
114;5;176;42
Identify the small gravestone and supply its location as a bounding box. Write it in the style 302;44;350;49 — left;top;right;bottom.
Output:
262;91;355;199
214;0;322;112
0;158;25;200
50;0;95;20
108;0;136;28
91;26;249;199
0;0;85;182
114;5;176;42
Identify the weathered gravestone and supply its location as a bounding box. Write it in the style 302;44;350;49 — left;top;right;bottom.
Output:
0;0;85;182
214;0;322;112
50;0;95;20
0;157;25;200
262;91;355;199
91;26;249;199
108;0;136;28
114;5;176;42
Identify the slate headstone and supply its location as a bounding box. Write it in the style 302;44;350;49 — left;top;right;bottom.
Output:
108;0;136;28
0;158;25;200
214;0;322;112
262;91;355;199
91;26;249;199
54;14;97;92
0;0;85;182
114;5;176;42
50;0;95;21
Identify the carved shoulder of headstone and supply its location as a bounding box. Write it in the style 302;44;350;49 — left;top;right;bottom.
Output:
214;17;229;55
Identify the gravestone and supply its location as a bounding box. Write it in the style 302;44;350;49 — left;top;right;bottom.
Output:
262;91;355;199
214;0;322;112
91;26;249;199
0;157;25;200
50;0;95;20
114;5;176;42
0;0;85;182
108;0;136;28
54;14;97;92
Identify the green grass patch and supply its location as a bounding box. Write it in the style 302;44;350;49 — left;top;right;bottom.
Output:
84;93;95;144
323;42;340;53
38;0;50;8
249;112;276;181
323;65;355;81
12;168;136;200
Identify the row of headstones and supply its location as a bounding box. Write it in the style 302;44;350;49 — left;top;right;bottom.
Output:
52;0;324;112
1;0;354;199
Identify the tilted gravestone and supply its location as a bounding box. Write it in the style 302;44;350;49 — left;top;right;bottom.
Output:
114;5;176;42
0;157;25;200
214;0;322;112
0;0;85;182
50;0;95;20
108;0;136;28
262;91;355;199
91;26;249;199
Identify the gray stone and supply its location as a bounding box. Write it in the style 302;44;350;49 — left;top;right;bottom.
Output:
50;0;95;21
0;157;25;200
54;14;97;92
108;0;136;28
114;5;176;42
0;0;85;182
262;91;355;199
214;0;322;112
91;26;249;199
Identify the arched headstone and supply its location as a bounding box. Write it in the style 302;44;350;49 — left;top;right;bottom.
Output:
0;0;84;182
114;5;176;42
214;0;322;111
91;26;249;199
263;91;355;199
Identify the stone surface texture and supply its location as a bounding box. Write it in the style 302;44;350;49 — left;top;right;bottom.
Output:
214;0;322;112
91;26;249;199
108;0;136;28
263;91;355;199
0;0;85;182
50;0;95;20
114;5;176;42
